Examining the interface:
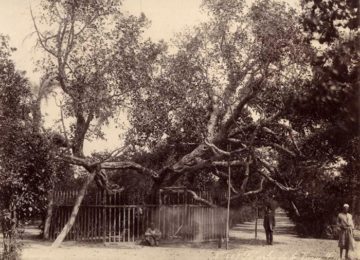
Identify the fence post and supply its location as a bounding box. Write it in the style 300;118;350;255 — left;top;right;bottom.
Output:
255;204;258;239
184;188;188;227
102;190;106;244
226;144;231;250
158;189;162;232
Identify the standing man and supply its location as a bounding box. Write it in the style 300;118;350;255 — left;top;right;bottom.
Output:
263;206;276;245
337;203;355;259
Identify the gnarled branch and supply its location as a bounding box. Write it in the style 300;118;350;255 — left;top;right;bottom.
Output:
205;139;230;156
220;177;265;206
60;153;160;179
256;158;299;192
94;170;125;193
244;177;265;196
187;190;217;208
30;6;58;58
100;161;160;179
269;143;297;157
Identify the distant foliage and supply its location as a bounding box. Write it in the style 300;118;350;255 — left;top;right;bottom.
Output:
0;35;71;258
278;0;360;237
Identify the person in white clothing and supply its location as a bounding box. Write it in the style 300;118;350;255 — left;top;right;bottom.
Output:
337;204;355;259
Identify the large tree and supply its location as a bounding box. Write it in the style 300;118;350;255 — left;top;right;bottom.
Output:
128;0;311;202
33;0;329;246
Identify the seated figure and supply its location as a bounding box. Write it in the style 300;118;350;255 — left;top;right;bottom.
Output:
144;222;162;246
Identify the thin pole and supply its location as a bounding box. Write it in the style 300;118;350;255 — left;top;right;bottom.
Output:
255;204;258;239
226;144;231;250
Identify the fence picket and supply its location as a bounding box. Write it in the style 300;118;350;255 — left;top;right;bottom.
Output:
102;191;106;243
108;206;111;242
113;203;116;242
82;206;86;241
119;207;121;242
122;207;125;242
127;208;131;242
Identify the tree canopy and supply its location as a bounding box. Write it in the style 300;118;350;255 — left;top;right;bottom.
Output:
0;0;358;249
29;0;360;243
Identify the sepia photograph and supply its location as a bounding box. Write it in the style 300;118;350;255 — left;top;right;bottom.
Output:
0;0;359;259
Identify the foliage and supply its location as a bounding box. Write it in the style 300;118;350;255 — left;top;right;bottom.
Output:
34;0;164;156
298;0;358;142
230;205;257;226
126;0;311;197
33;0;314;207
31;0;170;245
276;0;360;237
30;0;359;243
0;34;71;257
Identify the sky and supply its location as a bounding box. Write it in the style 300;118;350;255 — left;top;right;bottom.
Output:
0;0;207;82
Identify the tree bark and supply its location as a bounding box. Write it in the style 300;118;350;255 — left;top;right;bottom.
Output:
31;98;42;133
43;189;54;240
1;203;18;259
51;168;97;247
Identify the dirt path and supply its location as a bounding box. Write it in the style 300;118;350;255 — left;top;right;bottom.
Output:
227;208;359;260
20;209;360;260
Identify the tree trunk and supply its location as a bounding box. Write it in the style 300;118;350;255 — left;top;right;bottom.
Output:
31;98;42;133
51;170;96;247
43;189;54;240
1;204;19;259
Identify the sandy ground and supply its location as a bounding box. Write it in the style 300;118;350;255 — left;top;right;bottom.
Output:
10;209;360;260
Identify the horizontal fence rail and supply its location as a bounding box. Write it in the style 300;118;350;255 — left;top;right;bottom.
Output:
53;189;228;206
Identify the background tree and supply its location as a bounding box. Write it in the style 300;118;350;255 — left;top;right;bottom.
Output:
0;34;70;259
32;0;165;246
277;0;360;236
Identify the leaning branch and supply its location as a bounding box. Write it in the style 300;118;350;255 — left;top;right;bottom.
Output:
243;177;265;196
100;161;159;179
204;139;230;156
187;190;217;208
30;6;58;58
239;158;252;192
172;152;246;173
162;188;217;208
269;143;297;157
213;168;239;194
288;130;303;156
212;160;246;167
219;177;265;206
291;201;300;216
100;146;129;163
94;170;125;193
61;154;93;168
256;161;298;192
220;78;260;135
60;154;160;179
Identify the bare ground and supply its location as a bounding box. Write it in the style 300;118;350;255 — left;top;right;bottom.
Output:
9;209;360;260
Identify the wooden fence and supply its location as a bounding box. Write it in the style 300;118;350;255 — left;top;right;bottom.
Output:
48;189;227;242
